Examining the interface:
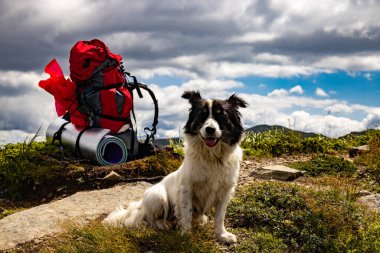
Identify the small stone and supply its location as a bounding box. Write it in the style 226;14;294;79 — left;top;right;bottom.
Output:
251;165;304;181
358;194;380;212
103;171;123;180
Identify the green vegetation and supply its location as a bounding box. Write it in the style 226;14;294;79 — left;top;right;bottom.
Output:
35;181;380;253
168;138;185;157
0;139;182;200
228;182;380;253
241;129;380;157
119;150;182;178
289;154;357;177
0;136;78;199
42;223;216;253
355;133;380;190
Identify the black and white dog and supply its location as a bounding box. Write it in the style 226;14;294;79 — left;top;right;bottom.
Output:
104;90;247;244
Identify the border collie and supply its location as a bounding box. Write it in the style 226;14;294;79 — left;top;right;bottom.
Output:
103;90;247;244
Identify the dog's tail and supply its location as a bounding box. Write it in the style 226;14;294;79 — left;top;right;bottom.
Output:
103;199;145;227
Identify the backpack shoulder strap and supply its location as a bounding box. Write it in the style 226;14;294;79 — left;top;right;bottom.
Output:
139;83;159;143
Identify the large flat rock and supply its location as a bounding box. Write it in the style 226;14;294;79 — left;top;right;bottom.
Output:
0;182;151;250
251;165;304;181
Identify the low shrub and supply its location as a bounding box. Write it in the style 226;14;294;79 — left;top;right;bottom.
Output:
289;155;357;177
0;138;75;199
227;182;380;253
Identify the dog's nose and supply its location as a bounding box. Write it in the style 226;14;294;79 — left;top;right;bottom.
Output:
205;126;216;135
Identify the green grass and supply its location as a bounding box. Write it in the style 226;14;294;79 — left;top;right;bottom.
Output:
241;129;380;158
168;138;185;157
42;223;217;253
0;136;77;199
228;181;380;253
289;154;357;177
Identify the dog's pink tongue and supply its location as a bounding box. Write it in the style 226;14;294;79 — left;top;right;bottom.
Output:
204;138;217;148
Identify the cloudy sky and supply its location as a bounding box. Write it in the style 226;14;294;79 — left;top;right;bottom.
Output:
1;0;380;144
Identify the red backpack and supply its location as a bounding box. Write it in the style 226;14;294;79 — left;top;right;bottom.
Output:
40;39;158;143
69;39;133;133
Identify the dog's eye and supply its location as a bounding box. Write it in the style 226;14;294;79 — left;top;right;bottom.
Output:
215;109;222;114
203;108;208;113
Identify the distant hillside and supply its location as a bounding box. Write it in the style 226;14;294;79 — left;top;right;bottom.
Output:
339;128;380;139
245;124;320;138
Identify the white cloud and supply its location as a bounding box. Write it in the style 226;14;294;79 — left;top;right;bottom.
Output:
268;89;288;97
254;53;292;65
314;55;380;71
239;90;380;137
325;103;353;114
206;62;326;79
315;87;329;97
289;111;364;137
229;32;279;43
0;70;46;91
289;85;304;95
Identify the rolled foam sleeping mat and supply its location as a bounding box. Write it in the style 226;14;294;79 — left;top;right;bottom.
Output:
46;117;128;166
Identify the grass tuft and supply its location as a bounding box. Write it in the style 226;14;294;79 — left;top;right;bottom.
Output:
0;138;76;199
43;222;216;253
289;154;357;177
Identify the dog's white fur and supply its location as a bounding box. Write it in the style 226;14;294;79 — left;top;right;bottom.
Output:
104;100;242;244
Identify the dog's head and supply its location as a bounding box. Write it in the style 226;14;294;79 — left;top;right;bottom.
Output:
182;90;247;148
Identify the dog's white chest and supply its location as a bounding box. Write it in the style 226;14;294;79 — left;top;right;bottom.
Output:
189;159;239;213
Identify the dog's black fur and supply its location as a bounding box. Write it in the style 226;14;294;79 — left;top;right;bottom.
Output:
182;90;247;145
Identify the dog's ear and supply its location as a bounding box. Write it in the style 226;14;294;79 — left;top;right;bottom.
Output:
227;94;248;108
182;90;202;104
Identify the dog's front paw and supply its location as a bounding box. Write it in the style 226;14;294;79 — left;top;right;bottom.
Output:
217;232;237;244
